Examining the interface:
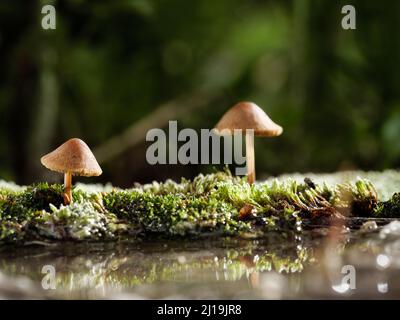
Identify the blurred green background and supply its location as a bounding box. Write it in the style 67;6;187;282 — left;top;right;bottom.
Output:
1;0;400;187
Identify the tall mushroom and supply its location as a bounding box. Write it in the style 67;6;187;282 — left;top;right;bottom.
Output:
214;102;282;184
41;138;102;204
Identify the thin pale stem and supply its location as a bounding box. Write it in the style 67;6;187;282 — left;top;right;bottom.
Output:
246;131;255;185
64;172;72;205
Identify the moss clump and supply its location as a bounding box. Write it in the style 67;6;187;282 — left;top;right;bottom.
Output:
0;171;394;244
334;179;378;217
33;202;117;240
0;183;64;222
142;170;241;195
374;193;400;218
0;183;65;242
104;191;248;236
0;221;25;243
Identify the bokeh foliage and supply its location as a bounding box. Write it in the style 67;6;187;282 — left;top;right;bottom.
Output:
0;0;399;186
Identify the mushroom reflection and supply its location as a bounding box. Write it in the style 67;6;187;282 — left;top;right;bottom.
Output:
239;255;260;289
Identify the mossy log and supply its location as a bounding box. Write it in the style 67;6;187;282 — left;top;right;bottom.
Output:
0;171;398;244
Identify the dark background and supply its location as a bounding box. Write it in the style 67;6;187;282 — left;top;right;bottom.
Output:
1;0;400;187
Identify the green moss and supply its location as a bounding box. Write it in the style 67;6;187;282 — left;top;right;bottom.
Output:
374;193;400;218
104;190;249;236
334;179;378;217
0;171;394;244
0;183;64;222
33;202;117;240
0;221;25;242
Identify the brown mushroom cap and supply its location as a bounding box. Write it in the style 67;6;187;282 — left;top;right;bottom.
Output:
214;101;283;136
41;138;102;176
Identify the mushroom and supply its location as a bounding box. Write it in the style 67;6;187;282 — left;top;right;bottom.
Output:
214;101;282;184
41;138;102;204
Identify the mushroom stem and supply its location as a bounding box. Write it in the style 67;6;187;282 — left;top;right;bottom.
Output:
246;131;255;184
64;172;72;205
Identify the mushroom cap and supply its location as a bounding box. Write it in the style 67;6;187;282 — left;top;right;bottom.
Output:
214;101;283;136
41;138;102;176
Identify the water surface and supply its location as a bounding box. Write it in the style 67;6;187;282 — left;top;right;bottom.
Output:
1;220;399;299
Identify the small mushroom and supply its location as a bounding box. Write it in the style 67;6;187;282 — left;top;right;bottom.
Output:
41;138;102;205
214;101;282;184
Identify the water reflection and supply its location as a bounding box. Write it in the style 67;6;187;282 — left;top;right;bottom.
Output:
0;226;400;299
